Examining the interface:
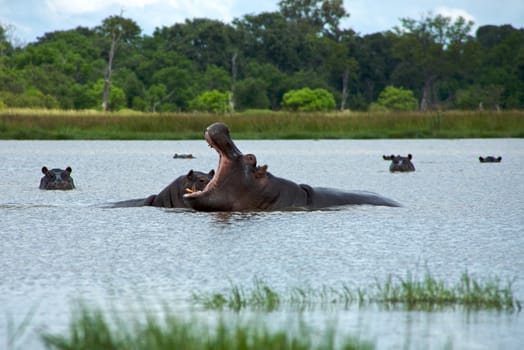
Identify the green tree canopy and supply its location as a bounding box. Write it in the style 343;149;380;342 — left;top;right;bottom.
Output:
391;13;474;110
189;90;231;113
282;88;336;111
375;85;417;111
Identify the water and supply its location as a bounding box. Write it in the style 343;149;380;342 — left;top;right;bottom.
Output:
1;138;523;349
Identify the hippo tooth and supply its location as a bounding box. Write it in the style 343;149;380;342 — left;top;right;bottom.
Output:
185;188;194;193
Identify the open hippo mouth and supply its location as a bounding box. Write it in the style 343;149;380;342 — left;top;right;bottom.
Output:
183;123;243;197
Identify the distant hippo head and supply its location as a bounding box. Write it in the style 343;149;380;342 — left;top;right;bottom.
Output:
40;166;75;190
479;156;502;163
383;154;415;172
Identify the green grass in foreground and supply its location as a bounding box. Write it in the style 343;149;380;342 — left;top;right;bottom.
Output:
192;272;521;312
41;305;374;350
15;271;520;350
1;108;523;139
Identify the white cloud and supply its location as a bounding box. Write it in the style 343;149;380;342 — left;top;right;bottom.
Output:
44;0;233;18
434;6;476;24
46;0;108;15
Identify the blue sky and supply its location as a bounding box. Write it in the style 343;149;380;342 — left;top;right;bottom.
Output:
1;0;523;45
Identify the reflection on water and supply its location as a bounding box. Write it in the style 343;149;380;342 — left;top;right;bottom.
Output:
1;139;523;349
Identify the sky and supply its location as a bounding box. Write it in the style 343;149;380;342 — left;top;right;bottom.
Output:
1;0;523;45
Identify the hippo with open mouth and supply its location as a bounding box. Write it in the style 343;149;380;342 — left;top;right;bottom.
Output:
183;122;399;211
40;166;75;190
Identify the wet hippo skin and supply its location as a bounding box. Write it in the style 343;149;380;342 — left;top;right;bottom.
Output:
184;122;400;211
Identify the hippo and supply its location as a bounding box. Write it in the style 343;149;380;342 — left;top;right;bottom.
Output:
40;166;75;190
173;153;195;159
183;122;399;211
112;169;214;208
479;156;502;163
383;154;415;172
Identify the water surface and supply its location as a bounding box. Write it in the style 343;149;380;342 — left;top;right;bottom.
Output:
1;139;523;349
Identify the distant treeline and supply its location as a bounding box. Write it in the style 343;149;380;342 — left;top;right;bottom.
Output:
0;0;523;112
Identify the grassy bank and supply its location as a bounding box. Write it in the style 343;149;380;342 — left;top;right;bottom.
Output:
1;108;523;139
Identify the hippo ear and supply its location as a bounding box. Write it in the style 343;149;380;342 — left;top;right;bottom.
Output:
255;165;268;178
66;166;72;174
186;169;194;179
208;169;215;177
407;154;412;160
42;166;49;174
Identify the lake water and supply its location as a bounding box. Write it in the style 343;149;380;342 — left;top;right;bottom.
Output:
1;138;523;349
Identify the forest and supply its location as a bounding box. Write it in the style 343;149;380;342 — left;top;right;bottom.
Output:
0;0;523;113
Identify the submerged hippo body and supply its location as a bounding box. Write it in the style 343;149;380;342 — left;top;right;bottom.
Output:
383;154;415;172
479;156;502;163
173;153;195;159
183;123;399;211
40;166;75;190
112;169;214;208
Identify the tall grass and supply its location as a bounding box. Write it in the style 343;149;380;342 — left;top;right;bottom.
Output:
192;272;521;312
1;108;523;139
41;303;374;350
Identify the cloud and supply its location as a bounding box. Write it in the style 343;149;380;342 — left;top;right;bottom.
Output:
43;0;234;19
433;6;476;25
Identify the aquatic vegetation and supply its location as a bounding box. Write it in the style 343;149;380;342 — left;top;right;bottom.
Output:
375;272;520;310
193;272;521;312
13;271;522;350
41;303;374;350
192;278;281;311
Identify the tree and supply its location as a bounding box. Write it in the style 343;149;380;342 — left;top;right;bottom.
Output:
278;0;349;38
374;85;417;111
282;88;335;111
307;35;358;110
0;23;15;57
87;79;126;111
157;19;237;71
242;61;288;110
234;78;270;110
201;65;231;91
475;25;524;108
234;12;305;73
95;15;141;111
189;90;231;113
455;84;504;110
151;66;198;111
392;13;474;110
353;33;398;108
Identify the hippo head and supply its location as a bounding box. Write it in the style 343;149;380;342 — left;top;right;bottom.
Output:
183;123;270;211
387;154;415;172
182;169;215;194
479;156;502;163
40;166;75;190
